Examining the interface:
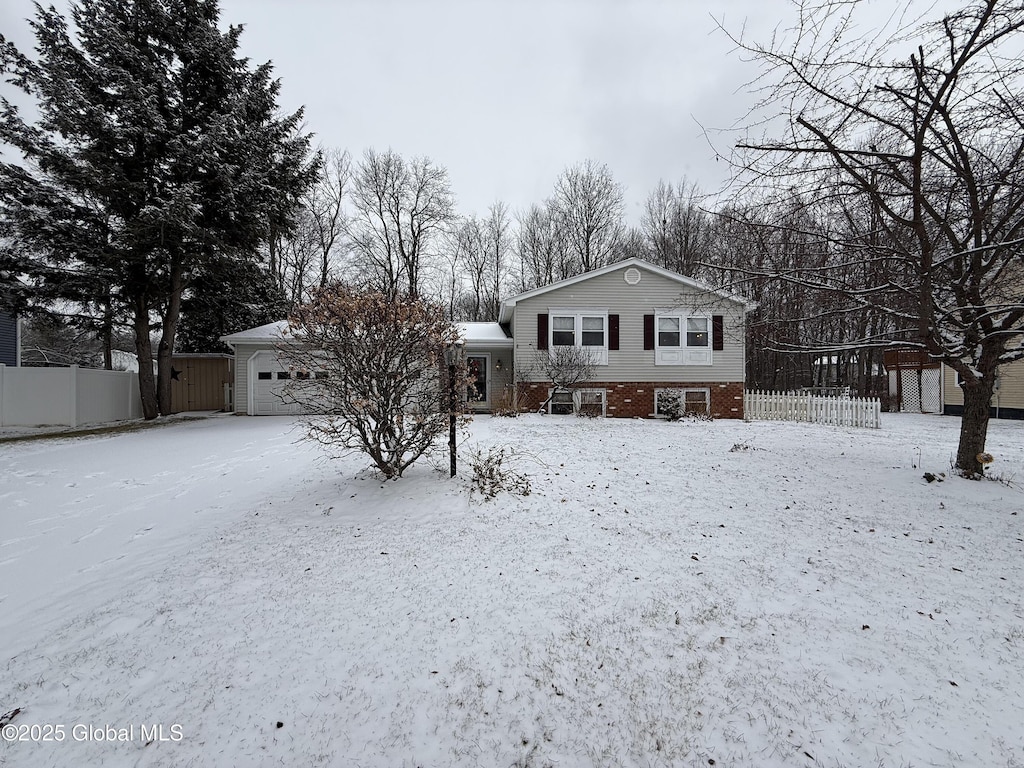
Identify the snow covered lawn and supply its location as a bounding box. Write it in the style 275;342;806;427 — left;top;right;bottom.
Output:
1;413;1022;767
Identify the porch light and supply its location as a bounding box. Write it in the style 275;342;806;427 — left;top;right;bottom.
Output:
495;359;504;371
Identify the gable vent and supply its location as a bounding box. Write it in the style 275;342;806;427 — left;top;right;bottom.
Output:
623;267;641;285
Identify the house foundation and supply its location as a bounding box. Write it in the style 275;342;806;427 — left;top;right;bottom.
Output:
515;381;745;419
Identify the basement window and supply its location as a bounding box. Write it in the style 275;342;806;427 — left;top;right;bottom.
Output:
655;388;710;417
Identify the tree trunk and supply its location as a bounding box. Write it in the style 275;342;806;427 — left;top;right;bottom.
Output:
955;372;996;476
133;302;158;420
101;302;113;371
157;260;185;416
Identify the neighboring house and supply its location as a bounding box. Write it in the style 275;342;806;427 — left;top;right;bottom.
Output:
221;258;755;418
884;349;942;413
941;361;1024;420
0;310;19;367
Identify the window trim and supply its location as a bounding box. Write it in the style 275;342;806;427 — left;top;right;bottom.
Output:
548;308;609;365
654;311;713;366
547;387;607;416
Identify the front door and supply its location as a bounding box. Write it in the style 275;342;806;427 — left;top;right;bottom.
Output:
466;355;489;406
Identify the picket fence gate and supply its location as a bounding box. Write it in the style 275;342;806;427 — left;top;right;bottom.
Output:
744;390;882;429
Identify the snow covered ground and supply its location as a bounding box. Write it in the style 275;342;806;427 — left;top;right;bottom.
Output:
0;412;1021;767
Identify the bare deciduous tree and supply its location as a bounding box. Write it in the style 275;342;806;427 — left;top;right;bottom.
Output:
515;203;566;290
453;216;487;320
347;149;455;300
551;160;625;274
726;0;1024;475
306;147;351;288
642;179;714;279
483;200;512;319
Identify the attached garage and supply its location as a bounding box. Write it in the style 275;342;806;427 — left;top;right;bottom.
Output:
223;319;514;416
221;322;305;416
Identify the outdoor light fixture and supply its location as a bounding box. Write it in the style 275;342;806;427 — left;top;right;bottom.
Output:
495;359;504;371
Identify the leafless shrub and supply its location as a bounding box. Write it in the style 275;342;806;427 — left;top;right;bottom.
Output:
468;446;532;500
281;286;469;479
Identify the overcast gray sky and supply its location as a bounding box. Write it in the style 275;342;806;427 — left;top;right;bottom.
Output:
212;0;775;221
1;0;934;223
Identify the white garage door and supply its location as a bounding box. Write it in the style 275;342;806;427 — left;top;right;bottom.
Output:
250;351;308;416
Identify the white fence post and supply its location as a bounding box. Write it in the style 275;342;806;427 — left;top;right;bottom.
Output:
69;364;79;429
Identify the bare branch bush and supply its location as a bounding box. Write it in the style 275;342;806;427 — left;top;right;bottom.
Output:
280;287;468;479
467;445;532;500
517;344;597;414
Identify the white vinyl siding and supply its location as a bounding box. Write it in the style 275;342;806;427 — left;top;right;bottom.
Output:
513;265;745;384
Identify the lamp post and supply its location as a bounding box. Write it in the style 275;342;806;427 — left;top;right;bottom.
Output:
445;340;464;478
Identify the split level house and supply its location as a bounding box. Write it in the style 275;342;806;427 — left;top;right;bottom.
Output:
221;258;757;419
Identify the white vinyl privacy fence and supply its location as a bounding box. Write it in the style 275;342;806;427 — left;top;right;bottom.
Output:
0;364;142;428
744;390;882;429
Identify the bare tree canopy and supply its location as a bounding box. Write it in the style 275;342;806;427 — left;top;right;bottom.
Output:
347;149;455;301
641;178;713;279
725;0;1024;475
551;160;626;274
307;148;352;289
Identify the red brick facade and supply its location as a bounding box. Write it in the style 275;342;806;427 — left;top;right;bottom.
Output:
515;381;745;419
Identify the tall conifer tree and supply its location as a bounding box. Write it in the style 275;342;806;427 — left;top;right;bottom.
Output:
0;0;318;417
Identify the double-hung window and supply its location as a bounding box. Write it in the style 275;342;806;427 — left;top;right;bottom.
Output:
655;313;712;365
552;316;576;346
549;310;608;365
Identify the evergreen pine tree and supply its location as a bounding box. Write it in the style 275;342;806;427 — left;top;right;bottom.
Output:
177;259;288;353
0;0;319;417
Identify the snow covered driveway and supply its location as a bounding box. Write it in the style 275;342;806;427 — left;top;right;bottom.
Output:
0;416;320;646
0;413;1022;767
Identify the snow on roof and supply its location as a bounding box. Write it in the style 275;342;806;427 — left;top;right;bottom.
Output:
457;322;512;346
219;320;291;345
222;320;512;347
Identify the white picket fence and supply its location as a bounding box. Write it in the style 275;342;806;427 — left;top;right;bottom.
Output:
744;390;882;429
